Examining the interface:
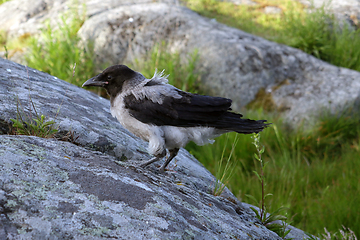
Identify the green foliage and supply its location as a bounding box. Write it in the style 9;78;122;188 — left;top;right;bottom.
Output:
278;3;333;59
212;134;237;196
186;109;360;238
323;25;360;72
184;0;287;38
11;99;58;138
279;4;360;72
24;10;97;87
10;59;77;140
11;115;57;138
245;133;291;239
129;43;201;93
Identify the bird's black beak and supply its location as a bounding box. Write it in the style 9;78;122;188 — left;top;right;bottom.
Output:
82;74;105;87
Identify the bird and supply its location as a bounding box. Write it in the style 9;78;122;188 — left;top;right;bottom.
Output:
82;65;270;172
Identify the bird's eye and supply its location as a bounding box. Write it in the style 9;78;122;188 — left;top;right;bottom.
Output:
107;75;112;80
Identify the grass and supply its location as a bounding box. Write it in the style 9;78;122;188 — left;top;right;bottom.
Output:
321;226;358;240
246;133;291;239
184;0;291;38
212;133;237;196
278;3;360;71
0;4;96;91
184;0;360;72
186;109;360;238
24;12;97;88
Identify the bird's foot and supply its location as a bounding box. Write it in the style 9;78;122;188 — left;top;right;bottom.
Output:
140;149;179;173
161;159;177;173
156;167;166;173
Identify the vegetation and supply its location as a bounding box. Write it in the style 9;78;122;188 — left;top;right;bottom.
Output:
11;113;58;138
11;92;58;138
10;64;77;139
212;134;237;196
321;226;358;240
246;133;291;239
24;14;97;89
187;109;360;238
2;0;359;238
0;6;96;89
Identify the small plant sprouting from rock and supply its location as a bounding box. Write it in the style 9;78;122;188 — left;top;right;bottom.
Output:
10;63;82;140
246;133;291;239
10;65;59;138
11;100;58;138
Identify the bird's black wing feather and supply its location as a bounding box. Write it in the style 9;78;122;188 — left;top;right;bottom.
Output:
124;90;269;133
124;90;231;125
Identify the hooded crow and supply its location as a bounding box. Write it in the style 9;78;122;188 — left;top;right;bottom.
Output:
83;65;270;172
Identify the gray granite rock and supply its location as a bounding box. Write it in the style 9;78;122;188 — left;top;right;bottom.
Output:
263;6;282;14
0;58;312;239
0;0;177;39
1;0;360;128
222;0;258;5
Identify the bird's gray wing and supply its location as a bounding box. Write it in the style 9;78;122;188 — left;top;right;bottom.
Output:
123;86;235;128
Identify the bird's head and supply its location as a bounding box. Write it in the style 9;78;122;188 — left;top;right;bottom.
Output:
82;65;138;98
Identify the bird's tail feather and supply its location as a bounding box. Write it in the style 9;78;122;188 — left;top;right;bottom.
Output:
232;119;270;134
216;113;270;134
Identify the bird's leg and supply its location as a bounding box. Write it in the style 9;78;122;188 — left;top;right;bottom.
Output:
140;149;166;168
139;156;161;168
159;148;179;173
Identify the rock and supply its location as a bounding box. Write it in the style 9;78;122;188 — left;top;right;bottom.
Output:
263;6;282;14
1;0;360;127
224;0;258;6
0;58;313;239
0;0;177;39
